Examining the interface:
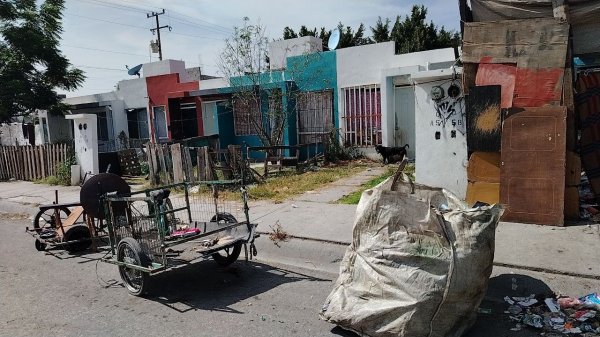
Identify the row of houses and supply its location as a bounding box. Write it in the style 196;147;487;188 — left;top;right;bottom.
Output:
10;37;465;197
4;1;598;226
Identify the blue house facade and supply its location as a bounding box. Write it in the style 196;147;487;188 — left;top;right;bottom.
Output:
192;44;337;160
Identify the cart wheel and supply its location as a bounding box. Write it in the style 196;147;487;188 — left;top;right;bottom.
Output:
210;213;242;266
212;243;242;266
34;239;46;251
117;238;151;296
63;224;92;253
33;207;71;230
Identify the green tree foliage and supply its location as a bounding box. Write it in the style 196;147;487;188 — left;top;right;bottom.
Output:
0;0;85;122
371;17;391;43
387;5;460;54
283;5;459;54
282;22;372;50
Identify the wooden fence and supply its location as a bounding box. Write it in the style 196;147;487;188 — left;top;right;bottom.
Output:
0;143;72;181
146;143;243;186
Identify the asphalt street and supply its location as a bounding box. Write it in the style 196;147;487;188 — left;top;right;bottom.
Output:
1;216;598;337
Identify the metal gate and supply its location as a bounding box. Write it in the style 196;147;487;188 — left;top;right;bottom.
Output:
341;85;382;147
296;90;333;144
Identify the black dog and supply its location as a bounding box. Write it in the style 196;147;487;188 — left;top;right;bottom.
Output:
375;144;409;164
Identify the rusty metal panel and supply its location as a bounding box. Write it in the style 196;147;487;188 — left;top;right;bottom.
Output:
500;107;566;225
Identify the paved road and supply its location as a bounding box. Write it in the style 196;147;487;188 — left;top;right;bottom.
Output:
1;216;599;337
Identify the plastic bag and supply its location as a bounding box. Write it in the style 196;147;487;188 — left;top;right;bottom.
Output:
320;173;504;337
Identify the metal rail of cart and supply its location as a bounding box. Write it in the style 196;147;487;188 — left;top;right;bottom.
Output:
100;179;258;295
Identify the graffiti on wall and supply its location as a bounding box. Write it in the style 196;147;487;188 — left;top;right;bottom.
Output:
429;81;465;135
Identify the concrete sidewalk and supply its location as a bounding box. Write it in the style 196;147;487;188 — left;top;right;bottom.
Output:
1;169;599;279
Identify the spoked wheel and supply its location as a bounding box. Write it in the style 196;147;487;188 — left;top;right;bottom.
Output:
33;207;71;231
210;213;242;266
117;237;151;296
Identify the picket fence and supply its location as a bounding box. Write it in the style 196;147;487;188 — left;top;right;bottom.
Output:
0;143;72;181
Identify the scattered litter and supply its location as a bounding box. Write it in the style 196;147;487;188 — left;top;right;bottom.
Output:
507;305;523;314
291;204;298;208
503;292;600;336
546;298;560;313
581;293;600;310
519;298;539;307
523;314;544;328
478;307;492;314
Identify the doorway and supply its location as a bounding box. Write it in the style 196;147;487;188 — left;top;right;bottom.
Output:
394;86;415;159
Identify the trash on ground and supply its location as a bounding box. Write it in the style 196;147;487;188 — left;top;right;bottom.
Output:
268;221;289;247
503;293;600;336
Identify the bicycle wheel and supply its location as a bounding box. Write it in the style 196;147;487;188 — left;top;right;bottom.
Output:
117;237;151;296
33;207;71;230
210;213;242;266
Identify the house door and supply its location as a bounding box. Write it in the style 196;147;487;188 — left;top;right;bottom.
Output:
201;101;219;136
394;86;415;159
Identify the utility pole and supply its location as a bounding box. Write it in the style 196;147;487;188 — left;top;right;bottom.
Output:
147;9;171;61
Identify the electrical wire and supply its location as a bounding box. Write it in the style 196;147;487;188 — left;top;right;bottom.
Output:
65;12;150;30
75;65;126;72
72;0;233;34
62;44;148;57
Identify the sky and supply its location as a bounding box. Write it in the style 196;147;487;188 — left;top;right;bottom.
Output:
58;0;460;97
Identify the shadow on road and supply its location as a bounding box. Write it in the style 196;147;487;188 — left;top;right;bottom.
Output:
328;273;553;337
140;260;328;314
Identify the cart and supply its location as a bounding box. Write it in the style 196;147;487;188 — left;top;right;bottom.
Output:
25;173;131;253
100;180;258;296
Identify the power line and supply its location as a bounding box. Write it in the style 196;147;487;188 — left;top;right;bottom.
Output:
76;65;127;72
167;30;224;41
66;12;150;30
168;16;231;36
73;0;233;34
62;44;148;57
75;0;149;14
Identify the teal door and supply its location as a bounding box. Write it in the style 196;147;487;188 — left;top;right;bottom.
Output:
201;102;219;136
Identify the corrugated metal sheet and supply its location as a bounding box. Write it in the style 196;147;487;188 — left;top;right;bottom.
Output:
500;106;567;225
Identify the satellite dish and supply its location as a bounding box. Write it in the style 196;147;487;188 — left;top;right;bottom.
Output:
126;64;143;77
328;28;340;50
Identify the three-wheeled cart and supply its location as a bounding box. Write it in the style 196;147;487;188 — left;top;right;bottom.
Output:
101;180;258;295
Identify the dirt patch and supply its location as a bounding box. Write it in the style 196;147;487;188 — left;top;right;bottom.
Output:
0;212;30;220
475;104;501;133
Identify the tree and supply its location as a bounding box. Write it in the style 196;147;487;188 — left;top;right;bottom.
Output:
218;17;287;148
389;5;460;54
282;22;373;50
0;0;85;122
371;17;391;43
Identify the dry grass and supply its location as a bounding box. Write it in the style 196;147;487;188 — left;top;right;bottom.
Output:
247;162;372;203
337;163;415;205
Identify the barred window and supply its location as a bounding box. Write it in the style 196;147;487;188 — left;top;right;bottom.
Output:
341;85;382;146
233;98;261;136
296;90;333;144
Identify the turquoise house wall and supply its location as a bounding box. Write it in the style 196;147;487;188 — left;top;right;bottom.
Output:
206;51;337;160
286;50;337;159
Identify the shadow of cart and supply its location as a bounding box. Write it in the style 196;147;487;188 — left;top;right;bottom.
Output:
138;260;329;314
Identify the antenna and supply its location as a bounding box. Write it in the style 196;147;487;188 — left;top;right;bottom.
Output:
328;28;340;50
126;64;143;78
